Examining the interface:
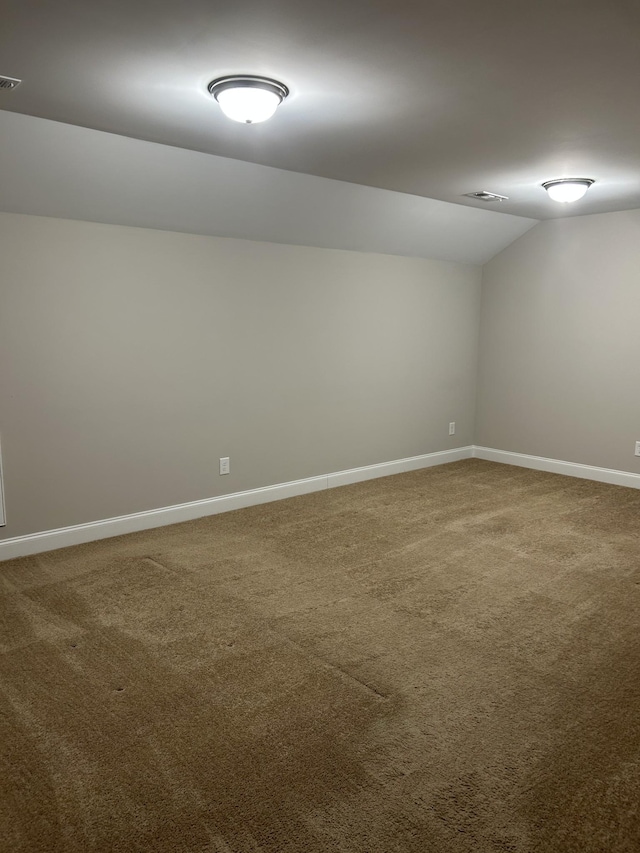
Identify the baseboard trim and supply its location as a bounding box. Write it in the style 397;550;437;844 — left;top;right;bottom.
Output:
473;446;640;490
326;446;472;488
0;446;473;561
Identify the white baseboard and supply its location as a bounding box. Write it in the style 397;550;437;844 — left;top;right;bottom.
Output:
5;444;636;562
326;446;472;488
473;446;640;490
0;446;472;561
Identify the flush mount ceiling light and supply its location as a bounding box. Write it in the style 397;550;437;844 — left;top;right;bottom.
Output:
542;178;595;203
208;76;289;124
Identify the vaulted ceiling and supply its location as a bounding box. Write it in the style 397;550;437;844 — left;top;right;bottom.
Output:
1;0;639;230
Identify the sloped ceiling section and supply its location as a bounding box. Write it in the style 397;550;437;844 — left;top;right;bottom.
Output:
0;110;536;265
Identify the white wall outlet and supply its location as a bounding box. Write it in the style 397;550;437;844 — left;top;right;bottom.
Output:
635;441;640;457
449;422;456;436
0;435;5;526
219;456;230;475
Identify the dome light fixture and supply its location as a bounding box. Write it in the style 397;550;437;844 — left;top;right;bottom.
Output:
208;75;289;124
542;178;595;203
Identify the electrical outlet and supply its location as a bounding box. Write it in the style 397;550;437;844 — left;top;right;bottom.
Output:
449;422;456;436
219;456;230;475
635;441;640;457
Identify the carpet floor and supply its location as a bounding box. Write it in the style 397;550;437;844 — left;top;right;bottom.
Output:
1;458;640;852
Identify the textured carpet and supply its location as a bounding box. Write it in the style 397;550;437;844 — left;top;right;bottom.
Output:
1;458;640;852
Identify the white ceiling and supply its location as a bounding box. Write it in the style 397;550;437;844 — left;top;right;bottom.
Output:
1;0;639;224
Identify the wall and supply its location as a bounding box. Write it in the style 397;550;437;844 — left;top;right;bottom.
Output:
0;212;481;539
476;209;640;474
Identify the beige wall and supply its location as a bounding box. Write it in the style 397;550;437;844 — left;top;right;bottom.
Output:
476;209;640;473
0;212;481;538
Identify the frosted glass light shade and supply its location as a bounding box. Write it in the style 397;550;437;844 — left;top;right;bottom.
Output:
209;76;289;124
542;178;594;203
216;87;280;123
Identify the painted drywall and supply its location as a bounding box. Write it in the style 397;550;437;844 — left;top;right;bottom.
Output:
476;209;640;473
0;110;537;266
0;212;481;539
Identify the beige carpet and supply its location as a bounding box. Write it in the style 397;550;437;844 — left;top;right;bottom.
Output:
1;458;640;852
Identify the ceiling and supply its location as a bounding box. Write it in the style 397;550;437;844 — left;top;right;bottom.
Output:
2;0;640;221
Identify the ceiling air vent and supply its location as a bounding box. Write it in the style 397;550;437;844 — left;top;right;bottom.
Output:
464;191;509;202
0;76;22;90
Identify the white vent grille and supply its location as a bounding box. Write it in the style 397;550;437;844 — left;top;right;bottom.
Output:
464;191;509;202
0;76;22;90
